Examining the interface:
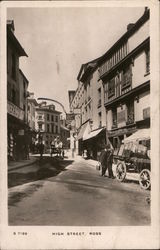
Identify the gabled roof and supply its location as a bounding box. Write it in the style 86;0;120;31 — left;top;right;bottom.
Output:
77;56;102;82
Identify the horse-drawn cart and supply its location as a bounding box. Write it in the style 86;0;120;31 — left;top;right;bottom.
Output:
113;129;151;190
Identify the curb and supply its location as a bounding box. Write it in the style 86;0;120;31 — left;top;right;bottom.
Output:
8;158;38;172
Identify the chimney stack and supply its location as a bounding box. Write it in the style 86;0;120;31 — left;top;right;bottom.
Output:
127;23;135;31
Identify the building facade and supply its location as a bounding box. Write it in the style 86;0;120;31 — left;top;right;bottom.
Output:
35;102;61;150
69;58;106;159
7;20;29;160
98;8;150;149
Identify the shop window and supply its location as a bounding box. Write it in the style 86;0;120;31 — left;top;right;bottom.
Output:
126;100;134;125
108;78;115;98
145;50;150;74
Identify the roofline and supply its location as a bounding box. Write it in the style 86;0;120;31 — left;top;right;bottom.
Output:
7;25;28;57
99;8;149;65
77;55;102;81
36;107;61;114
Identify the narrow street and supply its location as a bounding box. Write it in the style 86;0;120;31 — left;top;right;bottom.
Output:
8;153;150;226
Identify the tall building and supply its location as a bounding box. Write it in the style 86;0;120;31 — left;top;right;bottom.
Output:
69;57;106;159
7;20;29;160
35;102;61;150
98;8;150;149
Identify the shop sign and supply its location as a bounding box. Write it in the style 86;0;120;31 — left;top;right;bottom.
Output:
117;110;126;123
7;101;24;121
143;107;150;119
66;113;75;125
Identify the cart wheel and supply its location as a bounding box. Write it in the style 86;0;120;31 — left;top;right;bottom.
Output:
139;169;151;190
116;161;126;182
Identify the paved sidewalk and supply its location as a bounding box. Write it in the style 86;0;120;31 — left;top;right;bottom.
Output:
8;155;38;172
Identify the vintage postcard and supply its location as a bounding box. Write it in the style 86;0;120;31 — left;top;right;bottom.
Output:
0;0;159;249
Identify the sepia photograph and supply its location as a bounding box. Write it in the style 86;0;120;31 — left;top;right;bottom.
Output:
0;0;159;249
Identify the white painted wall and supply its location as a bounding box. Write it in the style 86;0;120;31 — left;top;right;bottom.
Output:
107;110;112;130
134;90;150;122
132;51;149;88
128;20;149;52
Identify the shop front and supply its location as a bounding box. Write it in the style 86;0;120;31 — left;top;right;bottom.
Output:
7;101;31;161
83;127;106;160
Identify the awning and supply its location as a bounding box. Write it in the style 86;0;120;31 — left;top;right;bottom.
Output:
83;127;105;141
77;122;89;140
122;128;150;143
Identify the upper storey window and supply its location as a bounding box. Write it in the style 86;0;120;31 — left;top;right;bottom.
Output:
121;65;132;90
99;42;128;78
145;50;150;74
108;78;115;98
11;53;16;80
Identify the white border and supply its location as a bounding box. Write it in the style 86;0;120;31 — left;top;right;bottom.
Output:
0;1;159;249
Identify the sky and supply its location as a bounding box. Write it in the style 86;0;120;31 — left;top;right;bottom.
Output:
7;7;144;113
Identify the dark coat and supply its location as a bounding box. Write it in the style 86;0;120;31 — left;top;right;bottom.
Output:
100;149;113;166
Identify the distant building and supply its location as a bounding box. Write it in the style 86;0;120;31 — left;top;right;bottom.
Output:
35;102;61;150
98;8;150;149
7;20;29;160
27;93;38;132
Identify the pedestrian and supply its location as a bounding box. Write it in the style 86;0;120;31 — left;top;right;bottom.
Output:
99;145;108;177
99;144;115;178
107;146;115;179
39;141;44;159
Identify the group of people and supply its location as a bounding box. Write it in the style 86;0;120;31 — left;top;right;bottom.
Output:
99;144;115;178
50;136;64;157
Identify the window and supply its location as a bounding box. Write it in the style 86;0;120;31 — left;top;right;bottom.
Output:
51;115;54;121
11;53;16;80
11;88;16;104
47;114;50;121
145;50;150;73
126;100;134;125
108;78;115;98
51;124;54;133
98;112;102;128
112;108;117;129
98;88;101;107
28;105;30;112
39;124;42;130
38;115;42;120
55;125;58;134
122;65;132;90
55;116;58;122
47;124;50;132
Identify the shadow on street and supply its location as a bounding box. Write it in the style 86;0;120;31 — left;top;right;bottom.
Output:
8;156;74;188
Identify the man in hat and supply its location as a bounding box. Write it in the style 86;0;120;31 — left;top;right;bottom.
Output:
99;144;115;178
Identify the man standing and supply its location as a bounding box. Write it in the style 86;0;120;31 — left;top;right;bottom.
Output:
100;144;114;178
99;145;108;177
